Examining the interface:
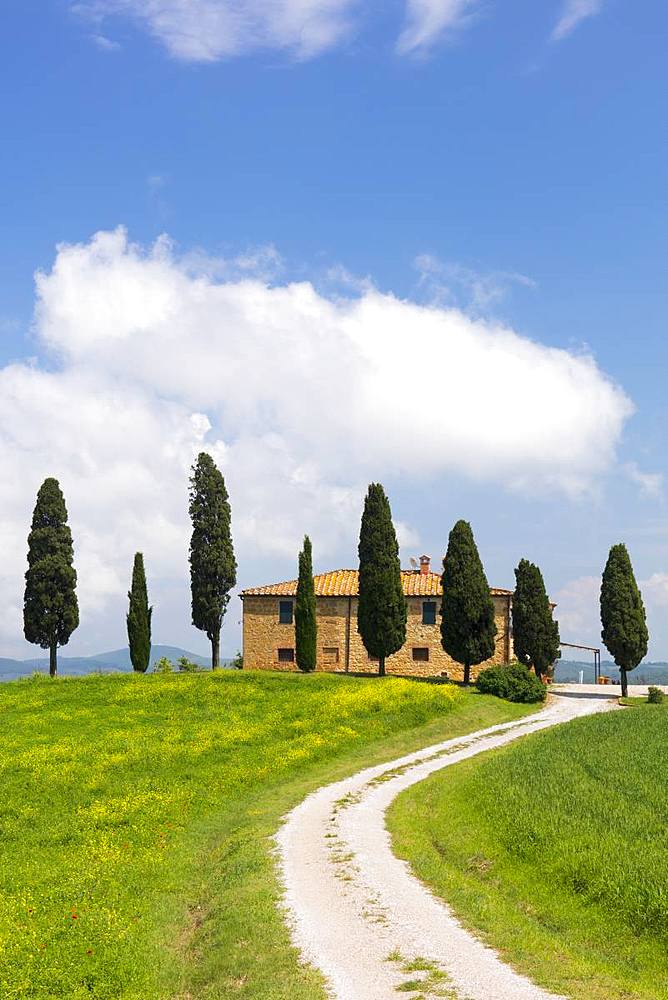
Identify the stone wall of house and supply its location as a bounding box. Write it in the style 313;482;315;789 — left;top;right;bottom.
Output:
242;592;513;680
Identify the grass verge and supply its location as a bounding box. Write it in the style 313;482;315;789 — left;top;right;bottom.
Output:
0;670;535;999
388;700;668;1000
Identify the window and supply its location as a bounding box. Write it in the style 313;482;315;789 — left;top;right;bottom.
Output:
277;647;295;663
322;647;339;665
422;601;437;626
412;647;429;662
279;600;294;624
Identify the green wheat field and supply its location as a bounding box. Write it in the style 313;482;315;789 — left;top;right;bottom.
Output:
389;701;668;1000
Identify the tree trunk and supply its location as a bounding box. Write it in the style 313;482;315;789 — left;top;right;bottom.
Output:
620;667;628;699
211;633;220;670
378;656;386;677
463;661;470;686
49;642;57;678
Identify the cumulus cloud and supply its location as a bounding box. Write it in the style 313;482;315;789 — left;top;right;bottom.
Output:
552;0;604;41
0;227;633;655
75;0;358;61
36;228;632;493
396;0;478;55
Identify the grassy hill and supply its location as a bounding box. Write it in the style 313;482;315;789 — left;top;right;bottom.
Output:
0;670;533;1000
389;701;668;1000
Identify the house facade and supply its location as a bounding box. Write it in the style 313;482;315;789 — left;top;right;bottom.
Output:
240;557;514;680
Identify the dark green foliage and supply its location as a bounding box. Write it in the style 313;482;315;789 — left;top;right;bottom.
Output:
231;650;243;670
126;552;152;673
440;520;496;685
600;543;648;698
295;535;317;672
357;483;407;676
647;686;664;705
512;558;560;679
476;661;546;703
23;478;79;677
189;453;237;669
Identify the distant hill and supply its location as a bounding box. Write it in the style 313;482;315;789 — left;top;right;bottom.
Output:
0;646;229;681
556;659;668;684
3;652;665;684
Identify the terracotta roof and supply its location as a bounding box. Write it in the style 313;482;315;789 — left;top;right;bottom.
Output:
241;570;513;599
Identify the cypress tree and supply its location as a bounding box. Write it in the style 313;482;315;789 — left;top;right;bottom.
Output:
295;535;317;672
23;478;79;677
357;483;407;677
600;543;648;698
127;552;152;673
512;558;560;680
440;520;496;686
189;453;236;669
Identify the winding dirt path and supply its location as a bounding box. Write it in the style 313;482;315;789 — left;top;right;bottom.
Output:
275;689;617;1000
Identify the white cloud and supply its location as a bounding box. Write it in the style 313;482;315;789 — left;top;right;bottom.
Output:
641;573;668;609
91;32;121;50
623;462;663;499
75;0;485;60
552;0;603;41
75;0;358;61
415;254;536;313
0;227;633;656
397;0;478;55
553;575;600;642
75;0;607;61
35;228;632;494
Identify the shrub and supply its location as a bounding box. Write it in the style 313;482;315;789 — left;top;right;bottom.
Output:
177;656;203;673
648;686;664;704
231;650;243;670
476;661;546;703
153;656;173;674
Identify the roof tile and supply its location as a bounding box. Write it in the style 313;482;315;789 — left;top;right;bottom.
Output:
241;570;512;599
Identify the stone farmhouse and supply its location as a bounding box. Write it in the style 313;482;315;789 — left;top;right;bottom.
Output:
240;556;514;680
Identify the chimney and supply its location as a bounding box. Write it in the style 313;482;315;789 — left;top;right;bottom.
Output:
419;555;431;575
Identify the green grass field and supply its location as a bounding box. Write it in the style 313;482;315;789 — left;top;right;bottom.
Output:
0;670;534;1000
389;701;668;1000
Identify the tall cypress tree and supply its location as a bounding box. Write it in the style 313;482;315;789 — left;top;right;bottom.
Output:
23;478;79;677
295;535;317;672
600;543;648;698
512;558;560;680
440;520;496;686
189;453;236;669
127;552;152;673
357;483;407;677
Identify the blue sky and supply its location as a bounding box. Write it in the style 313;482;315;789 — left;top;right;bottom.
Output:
0;0;666;660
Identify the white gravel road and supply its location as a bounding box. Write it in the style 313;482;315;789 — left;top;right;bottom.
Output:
275;688;618;1000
